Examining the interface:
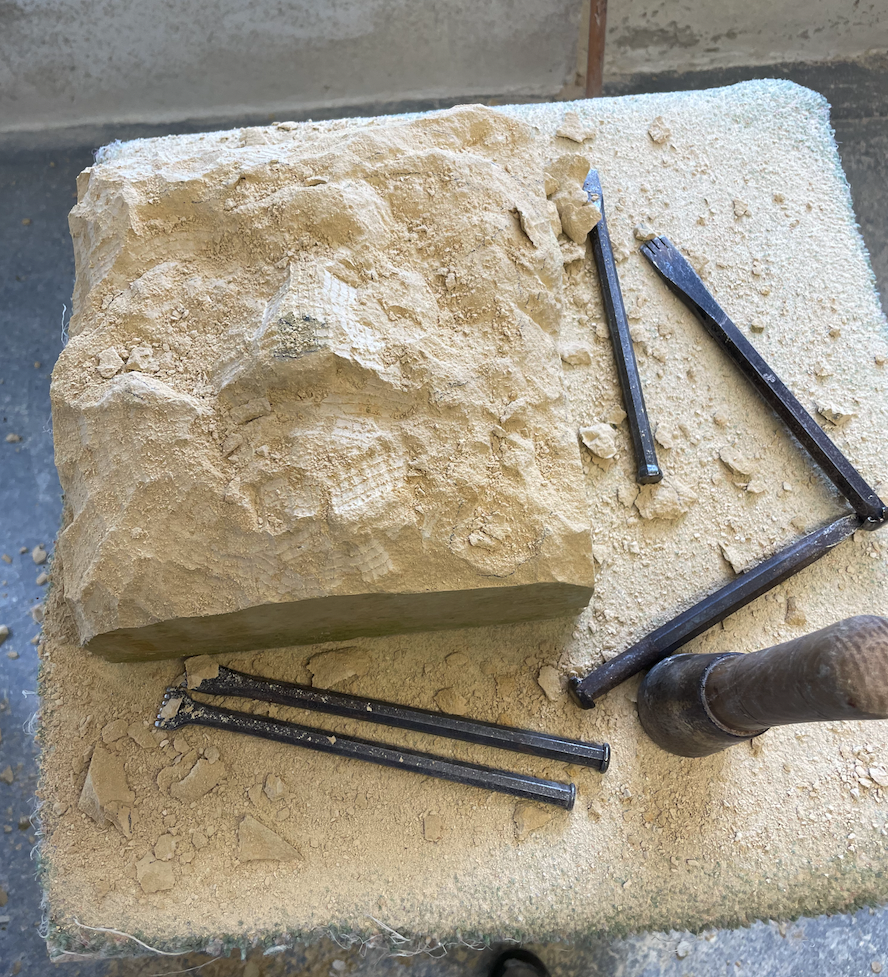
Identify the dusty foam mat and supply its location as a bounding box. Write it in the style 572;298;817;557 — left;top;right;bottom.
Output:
39;81;888;961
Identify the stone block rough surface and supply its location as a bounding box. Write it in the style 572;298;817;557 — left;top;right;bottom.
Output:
52;106;595;662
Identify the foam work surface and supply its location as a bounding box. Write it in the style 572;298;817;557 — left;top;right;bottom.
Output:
39;81;888;961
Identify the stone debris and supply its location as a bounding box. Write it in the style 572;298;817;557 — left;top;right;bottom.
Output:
513;801;556;841
192;828;209;850
0;767;11;784
558;343;592;366
154;833;177;860
136;853;175;894
204;745;220;764
127;723;157;749
635;478;697;521
5;433;21;443
101;719;129;743
6;651;18;660
31;545;47;565
36;571;49;585
555;111;595;144
579;423;617;460
647;117;671;144
30;604;44;624
158;696;182;720
784;597;807;627
264;774;288;802
435;687;468;715
516;204;553;249
733;198;751;218
817;402;858;427
546;153;600;244
654;421;681;450
237;815;301;862
745;473;768;494
0;626;8;647
555;189;601;245
604;405;627;426
720;542;756;575
0;554;10;564
617;485;639;508
675;939;693;960
559;239;587;266
78;745;135;837
537;665;564;702
96;348;124;378
124;345;158;373
870;767;888;788
169;758;224;803
633;223;657;242
719;447;756;478
423;814;446;842
308;648;370;689
186;655;220;688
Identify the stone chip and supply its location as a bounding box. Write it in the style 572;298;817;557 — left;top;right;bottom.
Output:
514;801;557;841
635;478;697;521
308;648;370;689
136;854;175;893
169;758;224;803
237;815;301;862
78;745;135;837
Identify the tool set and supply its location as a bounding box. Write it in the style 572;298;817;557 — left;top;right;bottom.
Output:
571;235;886;709
156;667;609;808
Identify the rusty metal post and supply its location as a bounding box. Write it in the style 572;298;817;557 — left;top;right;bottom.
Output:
585;0;608;98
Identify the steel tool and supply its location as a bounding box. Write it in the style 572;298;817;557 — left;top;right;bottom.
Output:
584;170;662;484
156;690;577;809
639;236;887;526
570;512;862;707
185;663;610;771
637;615;888;756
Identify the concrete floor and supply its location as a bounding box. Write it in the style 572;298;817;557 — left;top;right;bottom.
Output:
0;57;886;976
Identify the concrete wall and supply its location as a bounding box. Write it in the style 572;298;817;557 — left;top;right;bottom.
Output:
602;0;888;79
0;0;583;134
1;0;886;135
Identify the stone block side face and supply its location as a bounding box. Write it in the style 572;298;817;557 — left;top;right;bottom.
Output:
52;106;595;657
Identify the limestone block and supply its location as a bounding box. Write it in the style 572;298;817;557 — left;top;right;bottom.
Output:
52;105;595;662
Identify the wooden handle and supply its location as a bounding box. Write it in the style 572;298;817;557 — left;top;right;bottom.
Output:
705;615;888;734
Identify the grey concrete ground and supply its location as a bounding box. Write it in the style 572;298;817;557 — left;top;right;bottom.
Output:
1;58;886;976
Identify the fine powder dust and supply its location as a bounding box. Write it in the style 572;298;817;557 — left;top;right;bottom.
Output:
39;85;888;959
